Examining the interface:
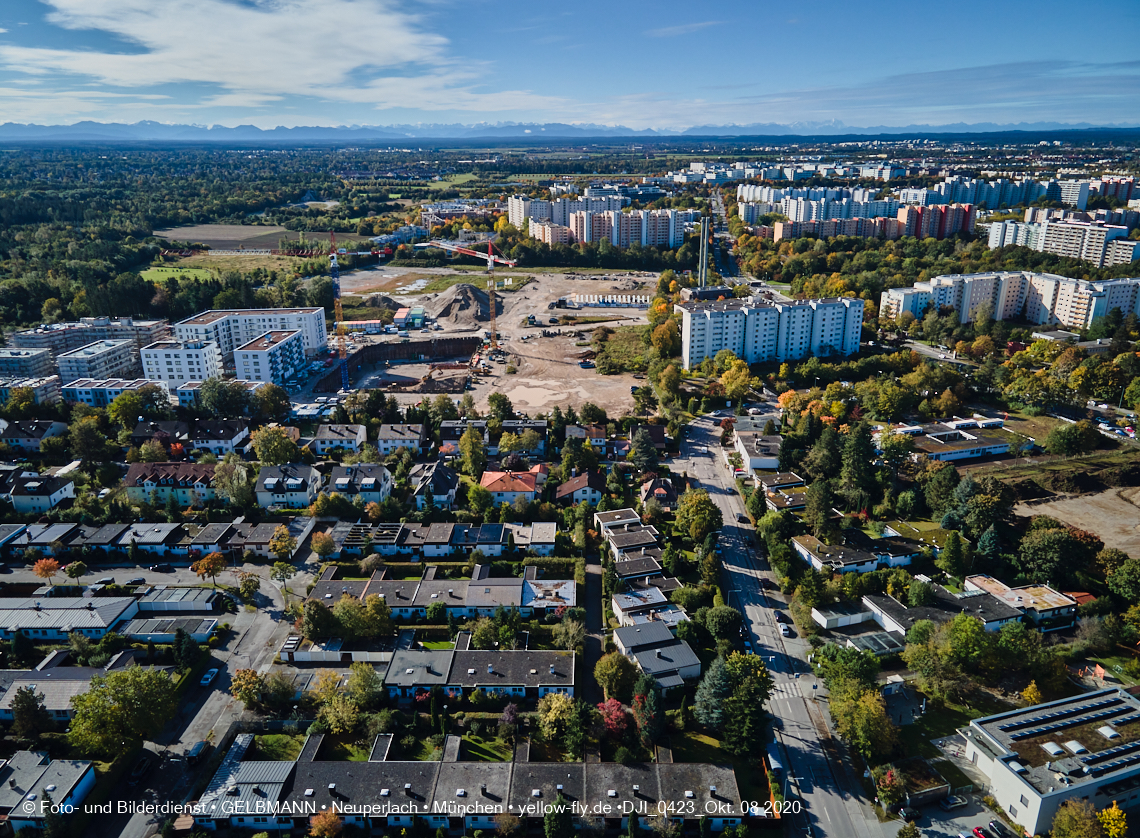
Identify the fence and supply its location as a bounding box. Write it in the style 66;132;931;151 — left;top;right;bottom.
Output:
314;336;482;392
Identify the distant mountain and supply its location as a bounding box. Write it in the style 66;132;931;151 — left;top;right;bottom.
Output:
0;119;1136;142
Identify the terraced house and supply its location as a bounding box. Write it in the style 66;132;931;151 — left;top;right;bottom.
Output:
125;462;216;507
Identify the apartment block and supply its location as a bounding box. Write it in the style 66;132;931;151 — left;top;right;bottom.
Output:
528;219;572;245
56;339;136;382
0;348;53;379
141;340;223;388
678;296;863;370
235;330;304;385
987;220;1043;250
62;378;169;408
173;308;327;358
0;377;61;405
10;318;168;363
895;204;976;239
773;216;903;242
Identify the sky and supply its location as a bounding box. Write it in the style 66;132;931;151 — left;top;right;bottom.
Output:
0;0;1138;130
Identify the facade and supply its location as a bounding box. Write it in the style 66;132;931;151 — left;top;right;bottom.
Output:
191;420;250;456
733;432;781;470
555;471;606;506
0;597;139;641
310;424;367;455
141;340;223;388
0;377;61;406
235;330;305;385
256;464;323;508
0;420;68;452
409;462;459;510
124;462;216;507
175;378;264;408
10;317;168;361
10;476;75;513
61;378;168;407
328;464;393;505
529;219;572;245
678;296;863;370
962;689;1140;835
0;348;53;379
174;308;327;358
376;424;427;456
56;339;135;382
988;219;1136;267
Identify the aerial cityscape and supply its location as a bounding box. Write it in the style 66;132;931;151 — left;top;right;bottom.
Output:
0;3;1138;838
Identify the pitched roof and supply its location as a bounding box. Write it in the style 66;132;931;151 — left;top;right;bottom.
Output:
555;471;606;499
479;471;537;493
377;424;425;441
10;476;72;497
125;461;215;488
312;424;365;441
448;650;574;687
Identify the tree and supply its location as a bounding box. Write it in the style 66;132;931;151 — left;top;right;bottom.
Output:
69;667;177;758
271;561;296;601
596;698;630;738
347;661;382;709
1022;681;1043;705
487;392;514;420
10;686;51;741
552;619;585;651
230;669;264;708
705;605;742;639
579;402;606;424
251;426;299;465
269;525;297;561
803;479;836;541
839;423;875;509
139;439;167;462
536;692;576;743
33;558;60;587
632;687;664;748
303;601;339;639
213;457;254;507
1098;801;1127;838
495;813;522;838
633;387;658;416
675;489;723;543
720;359;753;403
693;657;732;731
311;531;335;559
628;428;659;474
238;572;261;602
1050;800;1105;838
937;530;964;577
470;617;498;649
70;416;110;463
1097;548;1132;576
545;793;576;838
192;552;226;587
830;687;897;761
459;426;487;476
309;809;344;838
1108;559;1140;602
200;377;252;417
594;652;639;702
252;384;292;423
64;560;87;584
896;823;920;838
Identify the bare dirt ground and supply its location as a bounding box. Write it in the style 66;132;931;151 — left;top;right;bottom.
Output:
153;223;295;248
1014;486;1140;554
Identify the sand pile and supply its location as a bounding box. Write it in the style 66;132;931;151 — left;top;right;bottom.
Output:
364;293;402;311
425;284;501;330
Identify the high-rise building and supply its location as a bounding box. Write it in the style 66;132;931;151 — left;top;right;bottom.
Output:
235;330;305;385
895;204;976;239
173;308;327;359
678;296;863;370
56;340;136;382
528;220;572;245
141;340;223;388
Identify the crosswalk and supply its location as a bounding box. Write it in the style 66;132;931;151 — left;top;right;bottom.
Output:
770;680;802;701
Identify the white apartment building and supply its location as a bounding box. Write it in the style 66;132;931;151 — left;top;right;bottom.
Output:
987;221;1043;250
235;330;304;385
880;272;1140;330
0;349;53;379
781;198;900;223
56;340;136;382
174;308;327;359
529;220;572;245
678;296;863;370
987;219;1134;268
141;340;223;388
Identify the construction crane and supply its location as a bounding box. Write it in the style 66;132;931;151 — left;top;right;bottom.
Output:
328;231;350;392
416;238;513;350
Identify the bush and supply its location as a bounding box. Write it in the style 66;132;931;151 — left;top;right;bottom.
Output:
614;746;634;765
399;733;418;754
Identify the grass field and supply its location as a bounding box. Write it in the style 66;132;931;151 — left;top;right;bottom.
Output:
421;641;454;650
594;324;650;373
249;734;305;761
322;735;371;761
897;694;1013;759
428;173;479;190
461;733;512;762
141;265;215;281
178;252;310;274
671;731;767;803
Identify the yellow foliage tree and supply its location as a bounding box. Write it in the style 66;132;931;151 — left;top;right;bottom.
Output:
1021;681;1043;706
1099;801;1127;838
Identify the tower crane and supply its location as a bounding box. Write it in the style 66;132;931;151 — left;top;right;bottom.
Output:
328;231;350;391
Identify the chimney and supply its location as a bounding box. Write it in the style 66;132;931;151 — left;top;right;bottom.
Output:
481;784;488;797
404;783;413;797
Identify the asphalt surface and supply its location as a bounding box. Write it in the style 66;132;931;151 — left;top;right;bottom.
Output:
678;413;888;838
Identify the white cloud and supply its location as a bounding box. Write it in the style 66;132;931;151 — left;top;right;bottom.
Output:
645;21;722;38
0;28;8;34
0;0;565;116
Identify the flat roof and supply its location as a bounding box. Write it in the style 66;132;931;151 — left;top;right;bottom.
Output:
965;575;1077;612
57;339;131;357
236;329;302;351
177;307;322;326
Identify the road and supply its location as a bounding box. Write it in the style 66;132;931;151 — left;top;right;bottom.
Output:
676;414;887;838
710;191;737;280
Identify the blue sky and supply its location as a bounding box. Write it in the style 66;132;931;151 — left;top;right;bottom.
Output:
0;0;1138;129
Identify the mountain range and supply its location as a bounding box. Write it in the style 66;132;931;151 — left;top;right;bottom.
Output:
0;119;1137;142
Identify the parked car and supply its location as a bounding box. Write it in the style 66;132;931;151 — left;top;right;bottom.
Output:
96;576;114;585
736;513;749;524
899;807;921;822
200;668;219;687
779;624;792;637
988;822;1017;838
773;610;786;623
973;827;994;838
939;796;968;811
149;563;172;572
126;577;146;586
128;755;151;786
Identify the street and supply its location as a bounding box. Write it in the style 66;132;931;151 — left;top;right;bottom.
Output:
677;414;887;838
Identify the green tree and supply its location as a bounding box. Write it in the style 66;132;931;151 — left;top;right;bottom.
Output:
70;416;110;463
271;561;296;601
803;479;836;541
252;383;293;423
594;652;639;702
693;656;732;731
10;686;51;741
1108;559;1140;602
459;426;487;476
628;427;659;474
487;393;514;420
705;605;742;639
830;687;897;761
544;793;576;838
69;667;177;758
937;530;965;577
251;426;299;465
64;560;87;584
302;600;339;639
838;423;875;509
675;489;723;543
200;377;253;417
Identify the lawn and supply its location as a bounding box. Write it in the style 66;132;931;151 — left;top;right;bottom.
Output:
248;734;306;761
427;173;479;190
1087;654;1140;685
896;694;1013;760
671;731;767;804
320;734;371;761
421;641;455;650
461;733;513;762
141;265;215;281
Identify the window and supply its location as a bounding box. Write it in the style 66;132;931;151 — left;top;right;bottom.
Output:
1020;795;1028;806
1009;806;1017;817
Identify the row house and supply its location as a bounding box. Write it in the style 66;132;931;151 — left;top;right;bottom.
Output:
375;424;428;456
125;462;216;507
328;464;393;505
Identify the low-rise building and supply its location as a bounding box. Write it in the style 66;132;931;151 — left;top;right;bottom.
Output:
130;419;191;452
56;339;136;382
408;462;459;510
594;508;641;533
554;471;606;506
376;424;428;456
882;416;1012;462
310;424;367;456
0;750;96;834
0;420;68;452
639;476;678;510
863;579;1022;635
734;432;782;470
479;471;537;505
256;464;322;508
10;476;75;514
605;523;661;560
0;597;138;641
124;462;216;507
191;420;249;456
0;650;161;723
964;575;1078;631
612;587;670;625
328;464;393;505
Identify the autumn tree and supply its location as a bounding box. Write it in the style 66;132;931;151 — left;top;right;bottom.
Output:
675;489;723;543
192;552;227;587
230;669;265;708
311;531;335;559
1050;800;1106;838
33;558;60;587
310;809;344;838
269;525;296;561
594;652;639;702
69;667;177;758
251;425;299;465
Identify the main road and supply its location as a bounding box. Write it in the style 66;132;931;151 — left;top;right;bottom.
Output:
676;413;887;838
